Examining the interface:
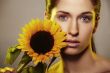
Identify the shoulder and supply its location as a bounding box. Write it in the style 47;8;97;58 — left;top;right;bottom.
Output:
99;56;110;68
101;58;110;70
95;55;110;72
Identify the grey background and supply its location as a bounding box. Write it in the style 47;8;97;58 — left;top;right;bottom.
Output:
0;0;110;67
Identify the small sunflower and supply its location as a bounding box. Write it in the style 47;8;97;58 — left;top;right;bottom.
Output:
17;19;66;64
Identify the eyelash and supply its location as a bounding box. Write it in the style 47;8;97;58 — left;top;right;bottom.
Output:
80;15;92;23
56;14;92;23
56;15;68;22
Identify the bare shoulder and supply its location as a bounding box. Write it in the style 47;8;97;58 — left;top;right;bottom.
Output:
95;55;110;72
100;57;110;69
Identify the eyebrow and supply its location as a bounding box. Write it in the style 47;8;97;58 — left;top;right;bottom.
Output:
56;11;70;15
56;11;93;15
80;11;92;15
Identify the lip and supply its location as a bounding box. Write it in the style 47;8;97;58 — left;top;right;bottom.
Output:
64;40;80;48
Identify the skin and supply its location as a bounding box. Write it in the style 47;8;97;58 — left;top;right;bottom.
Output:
46;0;110;73
51;0;95;55
4;0;110;73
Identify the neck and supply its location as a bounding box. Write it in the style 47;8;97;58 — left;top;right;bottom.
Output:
61;45;97;73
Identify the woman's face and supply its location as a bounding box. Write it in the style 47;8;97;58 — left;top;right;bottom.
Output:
50;0;96;55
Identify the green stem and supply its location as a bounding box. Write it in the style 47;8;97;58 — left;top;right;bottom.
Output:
17;63;26;73
17;53;32;73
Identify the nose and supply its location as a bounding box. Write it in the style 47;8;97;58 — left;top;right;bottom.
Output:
68;19;79;36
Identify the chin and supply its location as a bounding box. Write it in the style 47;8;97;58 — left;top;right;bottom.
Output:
61;47;82;55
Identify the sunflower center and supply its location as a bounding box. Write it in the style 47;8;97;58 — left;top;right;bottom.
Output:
30;31;54;54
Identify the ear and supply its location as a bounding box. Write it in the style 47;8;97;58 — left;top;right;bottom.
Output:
93;16;100;33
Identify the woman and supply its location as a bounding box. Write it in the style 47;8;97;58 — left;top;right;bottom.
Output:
45;0;110;73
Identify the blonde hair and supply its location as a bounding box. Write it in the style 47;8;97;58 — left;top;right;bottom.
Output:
45;0;101;19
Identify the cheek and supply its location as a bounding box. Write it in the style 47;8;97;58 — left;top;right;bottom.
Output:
80;24;93;44
55;19;69;32
60;23;69;32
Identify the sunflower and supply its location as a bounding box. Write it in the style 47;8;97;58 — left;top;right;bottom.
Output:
17;19;66;64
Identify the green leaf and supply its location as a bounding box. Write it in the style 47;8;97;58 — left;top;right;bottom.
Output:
34;62;47;73
5;45;21;64
23;63;47;73
21;67;29;73
20;63;47;73
17;53;32;73
21;66;42;73
28;66;38;73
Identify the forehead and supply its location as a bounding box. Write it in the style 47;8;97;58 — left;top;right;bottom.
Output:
55;0;94;15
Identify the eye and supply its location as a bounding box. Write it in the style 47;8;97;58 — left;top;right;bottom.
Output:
56;15;68;22
80;15;92;23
